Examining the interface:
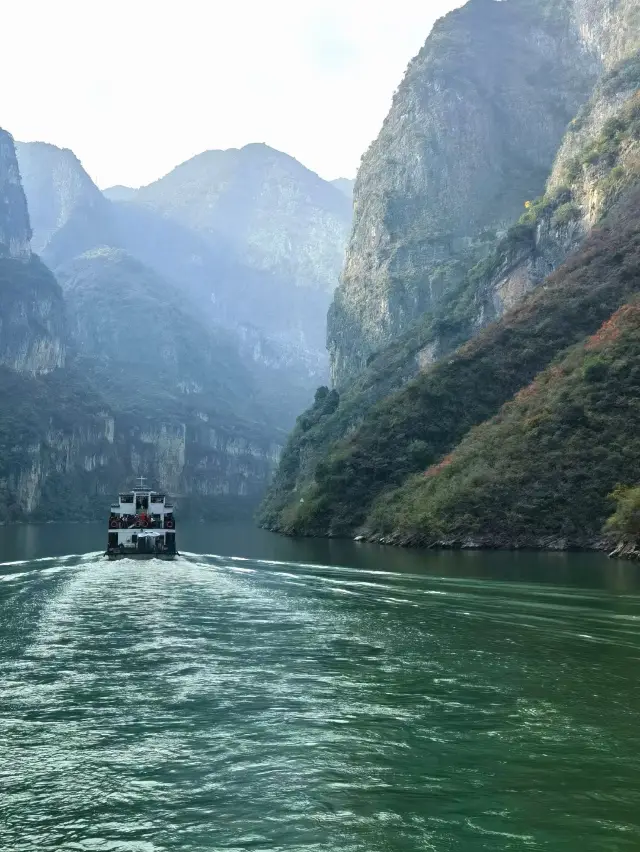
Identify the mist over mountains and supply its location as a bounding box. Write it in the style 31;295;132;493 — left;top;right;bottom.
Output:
0;136;352;520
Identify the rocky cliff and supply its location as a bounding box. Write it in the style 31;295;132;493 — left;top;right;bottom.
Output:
0;363;282;522
328;0;605;386
15;141;112;259
0;131;65;375
0;256;66;375
260;0;640;539
0;130;31;260
262;188;640;540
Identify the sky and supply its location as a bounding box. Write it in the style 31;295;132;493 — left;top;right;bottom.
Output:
2;0;462;189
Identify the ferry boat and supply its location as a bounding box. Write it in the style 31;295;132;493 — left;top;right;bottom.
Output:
106;477;177;560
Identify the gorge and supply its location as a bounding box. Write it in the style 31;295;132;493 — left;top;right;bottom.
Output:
0;134;352;521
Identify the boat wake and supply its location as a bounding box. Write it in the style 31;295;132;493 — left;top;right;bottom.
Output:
1;547;640;851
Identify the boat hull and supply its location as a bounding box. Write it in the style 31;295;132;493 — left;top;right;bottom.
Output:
106;552;178;561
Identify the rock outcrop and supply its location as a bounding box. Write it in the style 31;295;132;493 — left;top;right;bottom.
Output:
328;0;605;386
0;131;65;375
0;364;282;522
15;141;112;260
0;130;32;259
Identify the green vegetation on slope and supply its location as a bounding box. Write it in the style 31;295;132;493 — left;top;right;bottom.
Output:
370;302;640;547
605;484;640;544
261;191;640;537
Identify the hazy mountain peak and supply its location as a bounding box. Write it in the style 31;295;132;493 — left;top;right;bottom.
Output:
16;140;107;256
102;184;137;202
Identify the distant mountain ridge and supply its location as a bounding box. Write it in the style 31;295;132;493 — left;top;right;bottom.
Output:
102;184;137;202
17;140;351;359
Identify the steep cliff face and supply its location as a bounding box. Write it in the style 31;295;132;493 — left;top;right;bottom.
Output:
0;131;65;375
0;130;32;259
569;0;640;67
328;0;602;386
0;364;282;522
0;257;66;374
476;51;640;323
15;141;112;260
262;188;640;538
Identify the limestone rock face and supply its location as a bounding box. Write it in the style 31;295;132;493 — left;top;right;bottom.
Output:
328;0;605;386
0;256;66;374
0;132;65;375
479;50;640;327
0;130;32;259
15;141;110;258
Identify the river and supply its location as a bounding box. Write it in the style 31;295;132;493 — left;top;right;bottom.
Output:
1;522;640;851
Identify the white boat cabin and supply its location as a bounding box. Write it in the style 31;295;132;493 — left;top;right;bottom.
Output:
107;477;176;557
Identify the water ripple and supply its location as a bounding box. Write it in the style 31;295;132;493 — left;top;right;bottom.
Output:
1;552;640;850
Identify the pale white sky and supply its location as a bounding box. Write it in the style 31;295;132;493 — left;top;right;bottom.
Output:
2;0;462;188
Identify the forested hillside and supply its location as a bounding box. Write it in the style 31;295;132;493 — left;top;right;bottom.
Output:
370;296;640;548
261;192;640;537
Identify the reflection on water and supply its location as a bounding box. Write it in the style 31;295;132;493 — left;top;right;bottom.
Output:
0;523;639;851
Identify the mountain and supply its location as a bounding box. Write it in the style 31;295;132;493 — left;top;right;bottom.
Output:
259;0;640;545
373;297;640;550
261;189;640;537
330;178;355;200
15;141;116;265
0;131;65;375
327;0;640;388
16;140;351;367
0;132;32;259
103;184;137;201
55;247;300;431
131;143;351;354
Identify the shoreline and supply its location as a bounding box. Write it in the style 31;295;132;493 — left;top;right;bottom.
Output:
262;524;640;560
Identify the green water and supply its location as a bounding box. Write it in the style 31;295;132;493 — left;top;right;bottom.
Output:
1;522;639;851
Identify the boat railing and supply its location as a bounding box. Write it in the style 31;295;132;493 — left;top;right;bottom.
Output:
109;516;175;530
